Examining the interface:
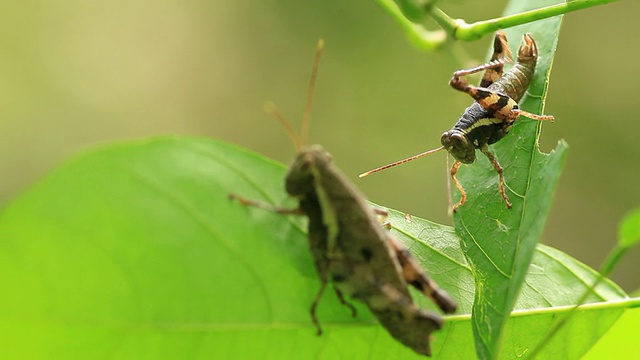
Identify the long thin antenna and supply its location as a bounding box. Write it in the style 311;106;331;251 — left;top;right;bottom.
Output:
359;146;446;178
301;38;325;147
264;102;301;152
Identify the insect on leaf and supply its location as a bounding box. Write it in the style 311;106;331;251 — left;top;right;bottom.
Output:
450;1;568;359
384;207;628;359
0;137;629;359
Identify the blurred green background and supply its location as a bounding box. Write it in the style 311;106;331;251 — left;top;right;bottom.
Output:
1;0;638;291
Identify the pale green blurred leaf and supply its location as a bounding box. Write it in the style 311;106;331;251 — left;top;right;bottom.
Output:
582;304;640;359
618;208;640;248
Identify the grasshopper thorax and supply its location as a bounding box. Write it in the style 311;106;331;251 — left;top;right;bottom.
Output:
440;129;476;164
285;145;333;197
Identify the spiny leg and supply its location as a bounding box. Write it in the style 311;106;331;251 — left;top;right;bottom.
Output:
450;31;512;91
479;145;512;209
450;160;466;212
512;108;555;122
333;288;357;318
229;194;303;215
450;75;516;117
452;76;554;124
480;30;513;88
450;57;510;86
449;32;515;118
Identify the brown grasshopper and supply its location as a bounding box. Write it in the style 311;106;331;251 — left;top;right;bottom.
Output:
230;39;457;356
360;31;554;212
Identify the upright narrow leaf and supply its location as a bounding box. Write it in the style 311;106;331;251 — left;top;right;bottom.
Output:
451;1;567;358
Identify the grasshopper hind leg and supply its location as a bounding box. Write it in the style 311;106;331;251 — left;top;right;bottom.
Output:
449;31;515;116
450;30;512;92
480;30;512;87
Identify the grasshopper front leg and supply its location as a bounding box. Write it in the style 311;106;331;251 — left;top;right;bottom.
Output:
229;194;304;215
479;145;512;209
450;160;466;212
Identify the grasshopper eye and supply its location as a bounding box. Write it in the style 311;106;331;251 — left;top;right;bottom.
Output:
301;152;316;169
441;130;475;164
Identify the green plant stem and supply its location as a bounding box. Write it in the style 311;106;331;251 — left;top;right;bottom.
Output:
376;0;447;50
526;244;631;359
380;0;621;47
454;0;621;40
429;7;459;35
599;245;629;276
527;207;640;358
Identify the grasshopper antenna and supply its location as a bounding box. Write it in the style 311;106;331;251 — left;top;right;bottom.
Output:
264;102;302;153
263;39;324;153
359;146;445;178
301;38;325;148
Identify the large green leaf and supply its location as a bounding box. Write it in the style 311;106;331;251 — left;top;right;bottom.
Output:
451;1;567;358
0;137;629;359
385;207;629;358
579;208;640;359
582;306;640;359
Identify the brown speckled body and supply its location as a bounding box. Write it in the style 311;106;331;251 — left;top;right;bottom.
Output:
287;145;456;356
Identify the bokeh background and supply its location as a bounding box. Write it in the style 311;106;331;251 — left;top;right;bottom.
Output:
1;1;639;291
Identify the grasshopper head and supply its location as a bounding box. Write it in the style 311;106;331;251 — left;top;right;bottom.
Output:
285;145;332;196
440;130;475;164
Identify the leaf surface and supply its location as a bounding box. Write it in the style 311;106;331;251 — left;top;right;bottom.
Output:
0;137;628;359
451;1;568;358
